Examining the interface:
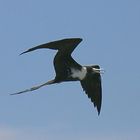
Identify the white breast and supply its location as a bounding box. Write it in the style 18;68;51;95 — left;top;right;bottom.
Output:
71;67;87;80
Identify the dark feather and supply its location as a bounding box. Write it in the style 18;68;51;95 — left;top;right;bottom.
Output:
16;38;103;115
80;66;102;115
20;38;82;55
20;38;83;82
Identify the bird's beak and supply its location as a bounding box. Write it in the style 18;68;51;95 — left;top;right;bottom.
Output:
92;68;105;74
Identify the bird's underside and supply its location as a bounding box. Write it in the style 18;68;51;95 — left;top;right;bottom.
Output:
11;38;103;115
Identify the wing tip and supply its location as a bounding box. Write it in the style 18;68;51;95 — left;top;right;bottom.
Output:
77;38;83;42
65;37;83;42
19;51;27;55
97;107;101;115
93;101;101;115
19;38;83;55
19;48;34;55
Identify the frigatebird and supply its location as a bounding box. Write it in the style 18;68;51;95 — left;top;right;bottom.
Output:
11;38;104;115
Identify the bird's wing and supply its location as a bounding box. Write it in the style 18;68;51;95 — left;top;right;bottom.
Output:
10;80;55;95
19;38;82;82
20;38;82;55
80;72;102;115
53;53;82;80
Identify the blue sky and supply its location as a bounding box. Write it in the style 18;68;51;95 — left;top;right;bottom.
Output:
0;0;140;139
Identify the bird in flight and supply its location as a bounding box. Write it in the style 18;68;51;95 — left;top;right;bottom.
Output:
11;38;104;115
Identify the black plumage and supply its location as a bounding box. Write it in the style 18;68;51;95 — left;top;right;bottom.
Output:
12;38;103;115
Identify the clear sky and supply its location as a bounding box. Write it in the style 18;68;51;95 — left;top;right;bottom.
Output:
0;0;140;140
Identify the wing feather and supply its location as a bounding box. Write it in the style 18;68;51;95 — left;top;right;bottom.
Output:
20;38;82;55
80;72;102;115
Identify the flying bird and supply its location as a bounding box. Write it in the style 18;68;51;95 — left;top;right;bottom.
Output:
11;38;104;115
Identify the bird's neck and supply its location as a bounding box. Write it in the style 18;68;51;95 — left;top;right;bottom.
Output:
70;66;87;80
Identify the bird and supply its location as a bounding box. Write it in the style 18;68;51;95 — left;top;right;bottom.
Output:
11;38;104;115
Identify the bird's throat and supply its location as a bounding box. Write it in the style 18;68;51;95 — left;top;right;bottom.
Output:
71;67;87;80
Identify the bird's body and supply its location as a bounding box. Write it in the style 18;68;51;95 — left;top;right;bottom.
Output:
12;38;103;115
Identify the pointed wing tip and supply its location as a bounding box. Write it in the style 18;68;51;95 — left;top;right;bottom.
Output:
97;108;101;115
78;38;82;41
10;93;19;95
19;50;29;55
10;92;25;95
67;38;83;42
20;47;36;55
10;89;31;95
67;37;82;40
95;101;101;115
77;38;83;42
10;92;22;95
93;102;101;115
19;52;25;55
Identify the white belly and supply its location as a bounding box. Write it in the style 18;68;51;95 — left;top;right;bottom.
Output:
71;67;87;80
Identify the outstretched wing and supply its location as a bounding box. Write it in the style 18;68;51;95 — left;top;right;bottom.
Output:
80;67;102;115
20;38;82;55
20;38;83;81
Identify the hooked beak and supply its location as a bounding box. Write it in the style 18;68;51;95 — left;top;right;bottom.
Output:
92;68;105;74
